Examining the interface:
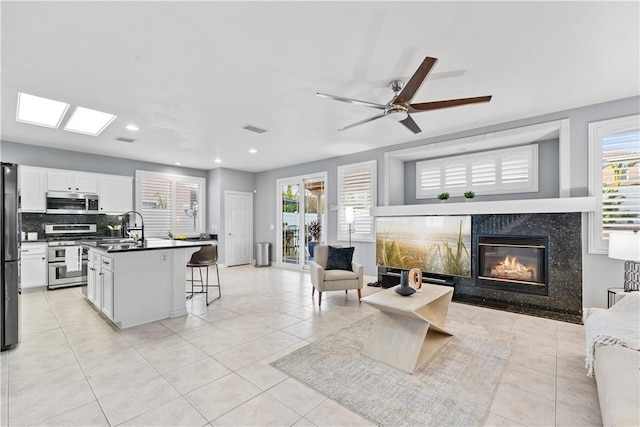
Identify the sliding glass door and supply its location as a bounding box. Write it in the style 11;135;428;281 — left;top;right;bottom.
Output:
277;173;327;269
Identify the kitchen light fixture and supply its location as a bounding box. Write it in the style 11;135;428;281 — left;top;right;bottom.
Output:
16;92;69;128
125;124;139;131
249;149;258;154
64;107;116;136
214;158;222;163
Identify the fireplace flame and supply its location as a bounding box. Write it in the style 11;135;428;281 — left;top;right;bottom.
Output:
491;255;537;281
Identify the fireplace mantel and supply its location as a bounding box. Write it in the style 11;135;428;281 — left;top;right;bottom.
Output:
371;197;596;217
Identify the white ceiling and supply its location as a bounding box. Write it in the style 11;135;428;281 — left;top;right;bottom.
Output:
1;1;639;172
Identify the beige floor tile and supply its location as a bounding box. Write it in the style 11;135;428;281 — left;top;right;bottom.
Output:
489;384;555;427
78;345;146;377
556;401;603;426
98;376;181;425
136;336;208;373
9;360;86;396
33;401;109;426
236;358;289;391
8;379;95;426
87;358;160;399
512;329;557;357
213;340;278;371
120;396;208;427
184;373;261;421
120;321;174;344
483;412;526;426
267;378;327;416
499;363;556;401
305;399;375;427
556;372;600;411
507;348;557;376
212;393;301;426
160;314;210;333
163;357;231;394
292;418;319;427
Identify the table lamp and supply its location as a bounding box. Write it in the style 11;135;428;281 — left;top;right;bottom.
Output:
608;230;640;291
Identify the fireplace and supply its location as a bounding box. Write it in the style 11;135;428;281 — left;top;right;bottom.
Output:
477;235;549;296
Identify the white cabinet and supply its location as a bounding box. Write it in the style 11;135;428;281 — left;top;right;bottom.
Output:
20;243;47;290
19;166;47;212
98;174;133;214
47;170;98;193
87;249;114;320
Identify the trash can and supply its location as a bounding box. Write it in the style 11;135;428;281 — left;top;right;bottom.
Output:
255;242;271;267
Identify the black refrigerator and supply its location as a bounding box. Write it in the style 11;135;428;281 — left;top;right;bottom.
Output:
1;162;20;351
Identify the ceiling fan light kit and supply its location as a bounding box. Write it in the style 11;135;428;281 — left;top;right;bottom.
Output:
317;56;492;134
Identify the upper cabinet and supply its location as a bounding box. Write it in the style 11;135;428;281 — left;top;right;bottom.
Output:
48;170;98;193
19;165;132;215
19;166;48;212
98;174;133;214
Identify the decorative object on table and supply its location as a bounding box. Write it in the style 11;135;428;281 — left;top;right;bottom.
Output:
437;192;449;203
107;224;121;237
408;268;423;289
395;270;416;296
464;191;475;201
308;220;321;257
608;230;640;292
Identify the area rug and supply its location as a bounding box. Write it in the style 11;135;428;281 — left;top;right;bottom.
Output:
271;315;513;427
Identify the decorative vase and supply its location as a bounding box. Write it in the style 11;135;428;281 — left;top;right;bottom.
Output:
395;270;416;296
308;241;317;257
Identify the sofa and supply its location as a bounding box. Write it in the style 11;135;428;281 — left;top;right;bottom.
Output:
584;292;640;427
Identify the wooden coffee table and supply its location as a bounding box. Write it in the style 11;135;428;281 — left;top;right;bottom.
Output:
360;284;454;374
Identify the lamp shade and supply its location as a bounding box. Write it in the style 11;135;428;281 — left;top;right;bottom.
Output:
608;231;640;262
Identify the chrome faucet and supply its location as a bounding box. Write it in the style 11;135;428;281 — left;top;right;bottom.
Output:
121;211;145;244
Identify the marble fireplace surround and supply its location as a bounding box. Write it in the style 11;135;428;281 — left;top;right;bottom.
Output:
371;197;596;322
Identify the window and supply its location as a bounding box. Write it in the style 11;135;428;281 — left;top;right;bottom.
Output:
337;160;377;242
135;170;206;238
588;115;640;254
416;145;538;198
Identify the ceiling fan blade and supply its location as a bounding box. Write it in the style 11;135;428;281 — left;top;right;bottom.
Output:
316;92;386;110
338;113;387;131
394;57;438;105
409;96;492;112
399;115;422;134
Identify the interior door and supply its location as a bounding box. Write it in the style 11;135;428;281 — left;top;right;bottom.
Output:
225;191;253;266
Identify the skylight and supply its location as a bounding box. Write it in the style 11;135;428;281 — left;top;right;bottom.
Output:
16;92;69;128
64;107;117;136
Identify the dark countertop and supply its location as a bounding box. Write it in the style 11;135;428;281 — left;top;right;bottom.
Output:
83;238;215;253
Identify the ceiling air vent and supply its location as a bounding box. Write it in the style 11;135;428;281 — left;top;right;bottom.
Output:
115;136;136;143
240;124;268;134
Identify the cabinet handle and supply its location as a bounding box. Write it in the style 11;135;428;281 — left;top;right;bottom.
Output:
68;187;71;190
42;257;45;260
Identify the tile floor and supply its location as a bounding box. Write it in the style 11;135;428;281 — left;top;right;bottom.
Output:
0;265;601;426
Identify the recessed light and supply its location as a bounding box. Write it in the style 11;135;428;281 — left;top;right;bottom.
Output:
64;107;117;136
249;149;257;154
126;124;139;131
16;92;69;128
214;158;222;163
175;162;181;166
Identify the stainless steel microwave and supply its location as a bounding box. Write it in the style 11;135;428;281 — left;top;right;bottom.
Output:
46;191;99;214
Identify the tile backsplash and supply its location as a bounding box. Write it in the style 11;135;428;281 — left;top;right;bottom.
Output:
22;213;123;239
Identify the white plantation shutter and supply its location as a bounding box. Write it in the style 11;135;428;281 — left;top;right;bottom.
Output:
135;171;206;238
471;158;497;187
589;115;640;253
337;160;376;242
601;131;640;235
444;163;466;189
140;177;172;237
416;145;538;198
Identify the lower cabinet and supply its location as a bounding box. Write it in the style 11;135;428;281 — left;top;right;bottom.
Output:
20;243;47;290
87;249;114;320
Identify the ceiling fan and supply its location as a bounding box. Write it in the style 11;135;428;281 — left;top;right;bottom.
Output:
316;56;492;134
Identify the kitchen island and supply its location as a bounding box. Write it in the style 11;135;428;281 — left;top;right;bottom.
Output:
83;239;214;329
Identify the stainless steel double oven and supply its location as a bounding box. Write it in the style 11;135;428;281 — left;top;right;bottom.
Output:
46;224;94;290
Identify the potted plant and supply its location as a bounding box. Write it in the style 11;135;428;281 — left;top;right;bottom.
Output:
464;191;475;201
308;220;321;257
437;192;450;203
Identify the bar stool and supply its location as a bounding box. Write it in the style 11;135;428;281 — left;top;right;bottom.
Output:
186;244;220;305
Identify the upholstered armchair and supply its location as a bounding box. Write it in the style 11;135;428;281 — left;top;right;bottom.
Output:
310;245;364;306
